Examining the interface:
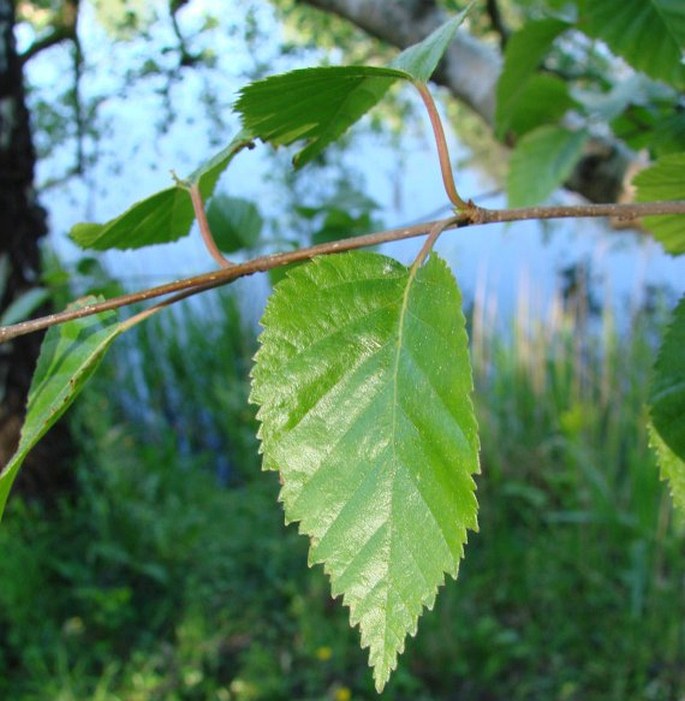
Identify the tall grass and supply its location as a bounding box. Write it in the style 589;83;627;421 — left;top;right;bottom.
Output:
104;288;261;485
0;275;683;700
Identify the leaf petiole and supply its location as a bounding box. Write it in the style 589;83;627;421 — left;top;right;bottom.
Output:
411;215;462;272
172;170;233;269
413;81;470;211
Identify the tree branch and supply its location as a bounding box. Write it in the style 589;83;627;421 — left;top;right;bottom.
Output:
1;200;683;344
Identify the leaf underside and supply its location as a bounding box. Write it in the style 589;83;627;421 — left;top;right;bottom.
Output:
634;153;685;255
0;298;123;521
251;251;480;691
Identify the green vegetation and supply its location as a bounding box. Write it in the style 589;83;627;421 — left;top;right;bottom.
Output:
1;283;683;700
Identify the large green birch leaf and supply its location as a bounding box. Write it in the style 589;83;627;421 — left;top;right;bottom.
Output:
634;153;685;255
70;131;254;250
235;12;471;169
251;251;480;691
579;0;685;90
650;295;685;463
0;298;123;521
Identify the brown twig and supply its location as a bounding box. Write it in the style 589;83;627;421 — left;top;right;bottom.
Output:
411;215;462;272
413;81;470;210
188;183;233;268
1;200;684;344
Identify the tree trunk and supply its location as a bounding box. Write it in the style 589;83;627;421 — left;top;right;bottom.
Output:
0;0;73;503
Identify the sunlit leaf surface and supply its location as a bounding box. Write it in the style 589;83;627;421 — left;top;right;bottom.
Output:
251;251;480;691
650;295;685;474
635;153;685;255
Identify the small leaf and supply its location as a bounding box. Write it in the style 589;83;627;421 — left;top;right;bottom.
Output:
506;74;576;138
507;126;588;207
187;131;255;191
70;131;254;250
235;66;406;169
235;13;471;168
579;0;685;90
390;5;472;81
495;18;571;139
634;153;685;255
251;251;480;691
206;195;263;253
70;188;194;250
0;298;124;521
650;295;685;465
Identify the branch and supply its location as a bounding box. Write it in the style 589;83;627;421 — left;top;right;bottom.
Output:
1;200;683;345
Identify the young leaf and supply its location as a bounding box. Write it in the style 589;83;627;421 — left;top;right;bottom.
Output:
0;298;124;521
579;0;685;90
634;153;685;255
650;295;685;467
235;66;406;169
206;195;263;253
70;131;254;250
251;251;480;691
495;18;571;139
390;6;472;81
235;12;472;168
507;125;588;207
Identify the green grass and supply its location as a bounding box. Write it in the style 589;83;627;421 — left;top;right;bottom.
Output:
0;283;683;700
